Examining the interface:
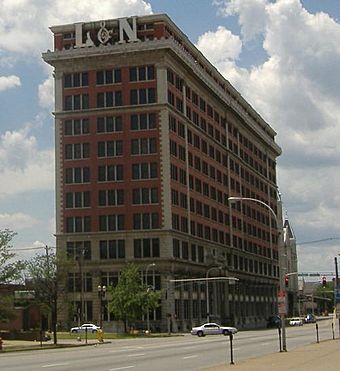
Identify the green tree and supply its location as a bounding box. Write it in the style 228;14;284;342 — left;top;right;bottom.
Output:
0;229;24;323
314;281;334;313
0;229;23;284
25;250;69;344
108;263;161;332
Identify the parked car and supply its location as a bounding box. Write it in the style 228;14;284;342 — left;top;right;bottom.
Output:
305;314;316;323
70;323;100;333
267;315;282;328
289;317;304;326
191;323;238;337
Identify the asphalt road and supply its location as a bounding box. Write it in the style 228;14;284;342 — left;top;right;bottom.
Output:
0;319;335;371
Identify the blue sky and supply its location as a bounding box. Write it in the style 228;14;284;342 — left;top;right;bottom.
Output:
1;0;340;274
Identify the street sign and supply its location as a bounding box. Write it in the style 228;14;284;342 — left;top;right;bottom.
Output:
277;291;287;315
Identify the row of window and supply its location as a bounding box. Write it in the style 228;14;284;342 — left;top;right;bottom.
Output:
172;238;278;278
173;239;205;263
64;114;157;136
64;140;157;159
66;238;160;260
65;213;160;232
64;66;155;88
63;163;156;183
64;88;156;111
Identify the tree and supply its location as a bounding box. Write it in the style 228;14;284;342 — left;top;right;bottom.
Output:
0;229;23;284
314;281;334;314
25;249;69;344
108;263;161;332
0;229;24;323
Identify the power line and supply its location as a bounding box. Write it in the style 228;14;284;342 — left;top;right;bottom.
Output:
14;246;56;252
297;237;340;246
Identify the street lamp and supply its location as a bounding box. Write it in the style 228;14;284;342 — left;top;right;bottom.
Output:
206;266;222;322
97;285;106;329
146;263;156;333
228;196;287;352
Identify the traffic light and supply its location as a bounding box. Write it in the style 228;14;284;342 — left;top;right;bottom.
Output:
284;275;289;288
322;276;327;288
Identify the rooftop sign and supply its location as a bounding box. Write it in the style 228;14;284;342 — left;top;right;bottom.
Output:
75;17;139;48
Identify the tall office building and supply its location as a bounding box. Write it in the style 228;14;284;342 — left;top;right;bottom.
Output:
43;14;282;331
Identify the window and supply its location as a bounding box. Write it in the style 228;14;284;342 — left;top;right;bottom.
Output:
65;143;90;160
96;69;121;85
68;272;81;292
98;189;124;206
98;165;123;182
99;240;125;259
101;272;119;289
66;216;91;233
129;65;155;81
132;162;157;179
66;241;91;260
97;140;123;157
167;69;174;84
173;239;180;258
131;113;156;130
132;188;158;204
133;238;160;258
66;191;90;208
168;91;175;106
65;167;90;184
130;88;156;105
172;239;190;259
97;116;122;133
64;94;89;111
131;138;157;155
99;214;125;231
96;91;122;107
64;72;88;88
64;119;89;136
133;213;159;229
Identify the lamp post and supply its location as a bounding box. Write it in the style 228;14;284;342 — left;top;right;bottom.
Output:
97;285;106;329
228;196;287;351
146;263;156;333
206;266;222;322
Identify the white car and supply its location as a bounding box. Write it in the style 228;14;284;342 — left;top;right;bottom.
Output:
70;323;100;333
191;323;238;337
289;318;304;326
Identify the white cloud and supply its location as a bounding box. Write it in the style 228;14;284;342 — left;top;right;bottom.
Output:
196;26;242;64
215;0;268;42
0;212;38;230
0;128;54;196
0;75;21;91
38;76;54;109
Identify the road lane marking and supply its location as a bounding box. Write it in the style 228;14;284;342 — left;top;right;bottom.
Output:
42;363;70;368
109;367;135;371
183;355;198;359
127;353;145;357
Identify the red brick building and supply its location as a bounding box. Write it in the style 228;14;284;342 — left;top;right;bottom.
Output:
43;14;281;331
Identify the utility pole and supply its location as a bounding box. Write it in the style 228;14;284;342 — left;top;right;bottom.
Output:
335;257;339;335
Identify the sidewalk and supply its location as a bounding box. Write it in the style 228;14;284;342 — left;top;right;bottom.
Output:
205;339;340;371
0;338;101;351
